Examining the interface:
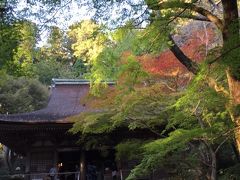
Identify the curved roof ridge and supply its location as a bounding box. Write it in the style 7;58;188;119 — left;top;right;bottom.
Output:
0;79;94;123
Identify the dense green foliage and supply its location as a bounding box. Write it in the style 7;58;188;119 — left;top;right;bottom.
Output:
32;60;77;84
0;71;49;114
0;20;82;113
68;0;240;179
0;23;20;72
1;0;240;179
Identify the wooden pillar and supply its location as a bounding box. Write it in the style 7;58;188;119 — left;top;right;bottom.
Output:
25;152;30;173
25;152;30;180
80;151;86;180
53;150;58;166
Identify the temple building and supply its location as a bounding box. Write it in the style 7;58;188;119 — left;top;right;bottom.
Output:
0;79;163;180
0;79;111;180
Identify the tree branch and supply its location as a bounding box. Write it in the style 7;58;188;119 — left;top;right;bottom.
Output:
208;44;240;64
167;5;189;25
169;34;200;74
127;117;166;138
215;136;229;153
178;15;210;22
148;1;224;31
207;77;229;97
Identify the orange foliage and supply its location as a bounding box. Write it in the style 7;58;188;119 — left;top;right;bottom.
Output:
138;28;216;76
80;85;118;109
81;27;217;109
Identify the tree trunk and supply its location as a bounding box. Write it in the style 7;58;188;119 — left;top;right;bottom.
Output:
201;141;217;180
164;0;240;157
227;71;240;153
222;0;240;154
221;0;239;40
210;148;217;180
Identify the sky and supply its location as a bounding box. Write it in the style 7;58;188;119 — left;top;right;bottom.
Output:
15;0;147;46
17;0;94;28
16;0;95;46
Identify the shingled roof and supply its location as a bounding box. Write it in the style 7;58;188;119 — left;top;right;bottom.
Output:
0;79;114;123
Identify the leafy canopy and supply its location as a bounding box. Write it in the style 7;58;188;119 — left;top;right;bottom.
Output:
0;71;49;114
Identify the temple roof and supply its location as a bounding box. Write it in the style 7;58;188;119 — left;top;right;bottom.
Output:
0;79;114;123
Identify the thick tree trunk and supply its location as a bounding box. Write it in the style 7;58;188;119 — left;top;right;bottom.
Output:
227;71;240;105
221;0;239;40
222;0;240;154
227;70;240;153
167;0;240;160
